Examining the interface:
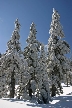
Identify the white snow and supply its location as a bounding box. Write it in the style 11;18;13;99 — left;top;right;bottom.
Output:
0;83;72;108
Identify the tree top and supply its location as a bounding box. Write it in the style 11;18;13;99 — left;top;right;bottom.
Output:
14;18;21;32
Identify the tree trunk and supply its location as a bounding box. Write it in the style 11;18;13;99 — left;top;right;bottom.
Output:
51;84;56;97
66;73;68;87
69;74;72;86
29;88;32;98
10;69;15;98
28;80;32;98
57;81;63;94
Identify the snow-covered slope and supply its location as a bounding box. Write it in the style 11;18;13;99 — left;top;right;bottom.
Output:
0;83;72;108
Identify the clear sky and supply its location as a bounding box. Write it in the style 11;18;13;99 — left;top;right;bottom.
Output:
0;0;72;57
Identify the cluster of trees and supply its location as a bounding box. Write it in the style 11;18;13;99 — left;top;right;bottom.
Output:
0;8;72;104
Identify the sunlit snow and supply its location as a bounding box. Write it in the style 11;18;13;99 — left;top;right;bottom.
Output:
0;83;72;108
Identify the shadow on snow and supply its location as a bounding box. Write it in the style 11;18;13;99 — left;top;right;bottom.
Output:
1;95;72;108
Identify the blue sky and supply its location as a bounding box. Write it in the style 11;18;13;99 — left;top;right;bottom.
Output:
0;0;72;57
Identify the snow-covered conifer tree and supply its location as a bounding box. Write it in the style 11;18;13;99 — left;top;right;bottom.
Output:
37;44;51;104
0;19;25;98
47;8;70;97
23;22;41;100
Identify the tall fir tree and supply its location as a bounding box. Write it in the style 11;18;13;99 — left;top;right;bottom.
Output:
0;19;24;98
47;8;70;97
23;22;41;100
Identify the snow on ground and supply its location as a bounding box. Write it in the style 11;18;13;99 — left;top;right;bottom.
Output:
0;83;72;108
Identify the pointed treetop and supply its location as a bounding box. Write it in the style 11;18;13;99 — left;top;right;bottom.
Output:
52;8;60;21
14;18;21;32
53;8;55;13
30;22;35;29
49;8;64;38
30;22;37;35
53;8;58;13
7;19;21;52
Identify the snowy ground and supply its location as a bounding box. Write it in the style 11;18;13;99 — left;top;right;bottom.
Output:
0;83;72;108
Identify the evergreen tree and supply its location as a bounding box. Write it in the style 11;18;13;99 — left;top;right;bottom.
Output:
37;44;51;104
0;19;24;98
47;8;70;97
23;22;41;100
